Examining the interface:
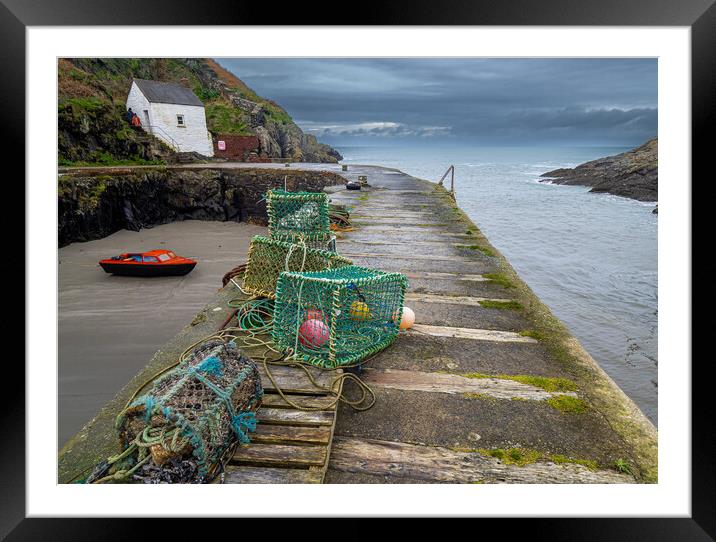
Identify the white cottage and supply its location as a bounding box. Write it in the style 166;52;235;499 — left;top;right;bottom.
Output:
126;79;214;157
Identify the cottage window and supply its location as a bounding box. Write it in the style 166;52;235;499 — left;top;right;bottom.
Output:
177;114;185;127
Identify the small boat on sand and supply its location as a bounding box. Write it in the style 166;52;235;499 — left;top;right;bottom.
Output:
99;249;197;277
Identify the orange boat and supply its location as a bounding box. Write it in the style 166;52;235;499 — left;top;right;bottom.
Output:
99;249;197;277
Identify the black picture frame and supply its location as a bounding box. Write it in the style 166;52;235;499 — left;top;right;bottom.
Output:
3;0;708;538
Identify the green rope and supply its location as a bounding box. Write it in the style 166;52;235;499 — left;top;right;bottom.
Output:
222;294;378;411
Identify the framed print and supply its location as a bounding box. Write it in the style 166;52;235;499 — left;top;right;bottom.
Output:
3;0;710;538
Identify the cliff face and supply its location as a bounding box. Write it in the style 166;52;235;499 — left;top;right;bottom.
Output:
58;58;342;165
58;167;346;246
540;138;657;202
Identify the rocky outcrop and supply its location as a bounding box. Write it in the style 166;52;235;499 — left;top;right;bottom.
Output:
58;98;174;165
58;167;346;246
58;58;342;165
540;138;657;202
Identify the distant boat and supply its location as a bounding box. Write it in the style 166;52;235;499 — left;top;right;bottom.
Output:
99;249;197;277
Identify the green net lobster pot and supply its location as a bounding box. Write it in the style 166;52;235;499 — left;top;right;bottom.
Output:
113;339;263;483
267;189;334;249
272;265;408;369
242;236;352;299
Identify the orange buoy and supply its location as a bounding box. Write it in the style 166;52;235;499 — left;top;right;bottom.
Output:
393;306;415;330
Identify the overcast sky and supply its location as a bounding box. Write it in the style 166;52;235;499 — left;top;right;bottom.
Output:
217;58;657;147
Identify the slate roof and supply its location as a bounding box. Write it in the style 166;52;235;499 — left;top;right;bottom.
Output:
132;79;204;107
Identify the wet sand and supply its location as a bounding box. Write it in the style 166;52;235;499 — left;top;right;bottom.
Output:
58;220;265;448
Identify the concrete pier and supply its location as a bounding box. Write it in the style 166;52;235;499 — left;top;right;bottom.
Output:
58;164;657;484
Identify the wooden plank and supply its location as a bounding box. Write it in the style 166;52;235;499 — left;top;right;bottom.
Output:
257;407;334;426
404;271;489;282
261;393;337;410
329;437;633;484
370;190;432;195
343;230;475;238
352;221;463;229
257;364;337;395
252;424;332;445
340;239;463;247
232;443;327;467
343;252;472;263
409;324;538;343
361;368;575;401
405;293;513;307
351;212;431;219
223;466;323;484
344;226;458;234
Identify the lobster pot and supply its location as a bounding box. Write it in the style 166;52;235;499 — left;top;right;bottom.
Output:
267;190;332;246
242;236;352;299
272;265;408;369
273;232;336;251
116;339;263;483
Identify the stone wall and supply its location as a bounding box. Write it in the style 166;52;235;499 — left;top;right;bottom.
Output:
58;167;346;246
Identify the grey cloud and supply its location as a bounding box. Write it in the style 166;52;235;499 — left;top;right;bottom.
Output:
216;58;657;145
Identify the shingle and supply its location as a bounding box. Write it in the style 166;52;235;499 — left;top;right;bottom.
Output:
132;78;204;107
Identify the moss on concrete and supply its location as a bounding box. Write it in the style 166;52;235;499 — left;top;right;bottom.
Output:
460;373;578;393
483;272;515;289
477;447;542;466
519;329;548;341
546;395;589;414
479;300;523;311
458;244;496;257
547;454;598;470
454;446;600;470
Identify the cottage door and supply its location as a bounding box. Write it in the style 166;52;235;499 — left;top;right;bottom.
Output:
143;110;151;131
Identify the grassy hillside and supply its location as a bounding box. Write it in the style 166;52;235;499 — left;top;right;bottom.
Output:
58;58;341;165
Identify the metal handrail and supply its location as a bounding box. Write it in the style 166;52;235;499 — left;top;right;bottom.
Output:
438;165;455;198
148;125;182;152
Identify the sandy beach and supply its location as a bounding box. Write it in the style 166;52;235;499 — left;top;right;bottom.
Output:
58;220;265;448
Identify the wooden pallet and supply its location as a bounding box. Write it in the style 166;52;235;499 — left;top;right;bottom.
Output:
219;314;341;484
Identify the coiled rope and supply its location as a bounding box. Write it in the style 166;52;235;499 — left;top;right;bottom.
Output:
228;272;376;412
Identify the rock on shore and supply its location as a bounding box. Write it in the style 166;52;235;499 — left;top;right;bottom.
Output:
540;138;657;202
58;167;346;246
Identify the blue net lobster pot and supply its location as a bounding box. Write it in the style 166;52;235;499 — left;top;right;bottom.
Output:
266;189;335;250
112;339;263;483
272;265;408;369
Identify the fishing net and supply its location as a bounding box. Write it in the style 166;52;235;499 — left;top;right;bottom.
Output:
241;236;352;299
88;338;263;484
267;189;335;249
272;265;408;369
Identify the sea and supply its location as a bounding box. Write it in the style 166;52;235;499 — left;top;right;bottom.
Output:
338;144;658;424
